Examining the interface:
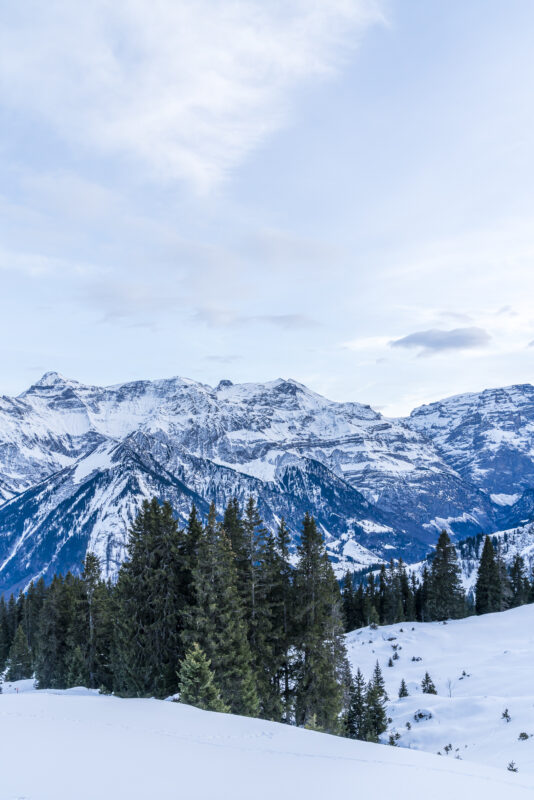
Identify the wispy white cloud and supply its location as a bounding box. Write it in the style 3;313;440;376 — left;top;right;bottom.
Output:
0;0;383;192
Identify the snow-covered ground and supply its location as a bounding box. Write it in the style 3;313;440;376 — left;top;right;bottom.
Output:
0;681;532;799
346;603;534;778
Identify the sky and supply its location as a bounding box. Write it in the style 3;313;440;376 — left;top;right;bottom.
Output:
1;0;534;416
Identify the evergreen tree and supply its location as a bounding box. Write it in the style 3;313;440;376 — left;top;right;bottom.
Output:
180;504;204;609
35;575;73;688
67;644;88;687
475;536;502;615
398;678;409;698
509;554;528;607
345;667;366;739
182;504;259;717
0;597;10;668
416;566;430;621
113;498;186;697
364;665;388;742
293;514;349;733
177;643;229;713
421;672;437;694
6;623;32;681
342;572;356;632
426;531;465;621
271;518;295;723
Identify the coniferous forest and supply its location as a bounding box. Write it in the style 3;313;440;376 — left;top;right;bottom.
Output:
0;498;533;741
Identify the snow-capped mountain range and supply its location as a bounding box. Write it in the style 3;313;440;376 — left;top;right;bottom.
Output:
1;372;534;594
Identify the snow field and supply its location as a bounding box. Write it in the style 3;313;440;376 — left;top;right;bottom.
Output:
346;603;534;776
0;684;533;799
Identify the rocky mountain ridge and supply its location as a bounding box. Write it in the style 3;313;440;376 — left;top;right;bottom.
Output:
0;372;534;593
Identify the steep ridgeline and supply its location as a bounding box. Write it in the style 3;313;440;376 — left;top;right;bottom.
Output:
0;373;532;594
407;384;534;530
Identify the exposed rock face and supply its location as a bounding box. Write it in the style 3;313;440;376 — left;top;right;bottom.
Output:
1;373;533;594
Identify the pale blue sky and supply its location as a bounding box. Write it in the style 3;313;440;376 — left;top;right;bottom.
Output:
1;0;534;414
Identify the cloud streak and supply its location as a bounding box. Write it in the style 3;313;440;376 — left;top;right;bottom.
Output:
390;327;491;356
0;0;383;192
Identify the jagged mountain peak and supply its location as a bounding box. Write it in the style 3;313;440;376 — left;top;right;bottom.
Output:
2;372;534;595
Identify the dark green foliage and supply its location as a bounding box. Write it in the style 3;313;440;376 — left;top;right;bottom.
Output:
113;498;186;698
426;531;465;621
182;504;259;717
270;519;295;723
293;514;349;733
364;663;388;741
421;672;437;694
35;574;76;688
475;536;502;615
177;643;229;713
345;667;366;739
509;554;529;608
6;623;32;681
19;495;532;742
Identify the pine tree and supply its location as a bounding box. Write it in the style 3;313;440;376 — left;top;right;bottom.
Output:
35;574;74;688
7;624;32;681
364;669;388;742
182;504;259;717
67;644;88;687
398;678;409;698
426;531;465;621
475;536;502;615
342;572;356;632
0;596;10;668
293;514;349;733
180;504;204;609
509;554;528;607
177;643;229;713
345;668;366;739
421;672;437;694
113;498;186;698
271;518;295;723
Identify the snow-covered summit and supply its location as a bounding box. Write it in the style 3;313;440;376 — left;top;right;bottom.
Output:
0;373;534;593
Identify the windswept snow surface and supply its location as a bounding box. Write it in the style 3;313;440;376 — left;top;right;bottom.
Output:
346;604;534;778
0;682;532;799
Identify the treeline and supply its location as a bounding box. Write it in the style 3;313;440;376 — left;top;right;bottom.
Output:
0;498;352;734
342;531;534;630
1;508;532;740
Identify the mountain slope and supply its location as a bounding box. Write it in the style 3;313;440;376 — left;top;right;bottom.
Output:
408;384;534;501
346;604;534;778
1;682;532;799
3;373;534;593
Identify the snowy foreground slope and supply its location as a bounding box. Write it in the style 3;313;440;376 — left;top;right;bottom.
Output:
0;683;532;800
347;604;534;777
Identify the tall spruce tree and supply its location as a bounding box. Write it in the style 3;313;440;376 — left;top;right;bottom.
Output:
35;574;74;688
182;504;259;717
509;554;528;607
6;624;32;681
293;514;349;733
113;498;185;697
345;667;366;739
271;518;295;723
475;536;502;615
426;531;465;621
364;664;388;742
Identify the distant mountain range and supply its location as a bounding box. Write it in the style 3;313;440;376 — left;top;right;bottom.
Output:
1;372;534;594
